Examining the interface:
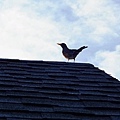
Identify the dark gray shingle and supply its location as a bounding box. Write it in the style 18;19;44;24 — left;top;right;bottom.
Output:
0;58;120;119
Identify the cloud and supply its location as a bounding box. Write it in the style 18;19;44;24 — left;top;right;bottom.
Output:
93;45;120;80
66;0;120;43
0;1;65;60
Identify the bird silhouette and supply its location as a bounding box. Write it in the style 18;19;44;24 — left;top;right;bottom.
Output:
57;43;88;61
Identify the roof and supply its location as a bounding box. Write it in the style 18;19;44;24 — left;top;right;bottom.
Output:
0;58;120;120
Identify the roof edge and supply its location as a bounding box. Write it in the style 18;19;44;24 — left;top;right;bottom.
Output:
0;58;93;66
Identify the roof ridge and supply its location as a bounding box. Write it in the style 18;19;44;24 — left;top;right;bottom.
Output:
0;58;93;66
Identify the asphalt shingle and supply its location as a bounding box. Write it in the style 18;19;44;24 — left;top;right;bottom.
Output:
0;58;120;119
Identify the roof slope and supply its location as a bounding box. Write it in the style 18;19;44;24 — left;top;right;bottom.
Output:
0;58;120;120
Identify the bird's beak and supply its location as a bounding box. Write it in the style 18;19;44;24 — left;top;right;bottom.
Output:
57;43;61;45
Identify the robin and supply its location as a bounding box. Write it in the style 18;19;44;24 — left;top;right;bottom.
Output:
57;43;88;61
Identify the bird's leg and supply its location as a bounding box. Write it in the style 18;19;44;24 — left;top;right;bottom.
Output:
74;59;75;62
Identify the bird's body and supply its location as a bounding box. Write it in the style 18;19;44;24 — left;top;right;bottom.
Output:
57;43;88;61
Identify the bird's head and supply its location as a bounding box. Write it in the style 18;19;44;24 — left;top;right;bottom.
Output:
57;43;68;49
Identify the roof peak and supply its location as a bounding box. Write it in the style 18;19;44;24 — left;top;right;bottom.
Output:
0;57;93;65
0;58;119;81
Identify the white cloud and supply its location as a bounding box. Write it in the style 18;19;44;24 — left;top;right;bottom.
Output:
0;2;65;61
66;0;120;44
93;45;120;80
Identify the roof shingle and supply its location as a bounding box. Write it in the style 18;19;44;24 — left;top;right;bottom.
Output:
0;58;120;120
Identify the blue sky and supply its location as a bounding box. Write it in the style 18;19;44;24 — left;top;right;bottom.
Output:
0;0;120;80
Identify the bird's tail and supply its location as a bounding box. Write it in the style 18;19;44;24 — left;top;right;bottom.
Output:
78;46;88;53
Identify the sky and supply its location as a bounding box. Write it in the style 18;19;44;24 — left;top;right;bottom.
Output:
0;0;120;80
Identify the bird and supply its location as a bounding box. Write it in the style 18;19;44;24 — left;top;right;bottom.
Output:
57;43;88;61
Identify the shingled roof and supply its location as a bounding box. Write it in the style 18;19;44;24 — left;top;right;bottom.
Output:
0;58;120;120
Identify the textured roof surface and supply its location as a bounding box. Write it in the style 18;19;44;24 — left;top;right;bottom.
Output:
0;58;120;120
